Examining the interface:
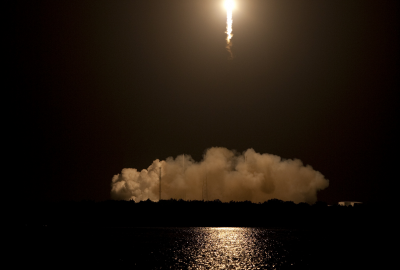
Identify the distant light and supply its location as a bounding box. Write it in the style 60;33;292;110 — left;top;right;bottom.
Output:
338;201;362;206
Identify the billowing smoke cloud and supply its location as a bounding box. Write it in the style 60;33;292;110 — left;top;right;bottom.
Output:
111;147;329;204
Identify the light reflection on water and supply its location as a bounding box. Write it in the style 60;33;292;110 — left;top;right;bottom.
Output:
25;227;308;269
161;227;294;270
21;226;368;269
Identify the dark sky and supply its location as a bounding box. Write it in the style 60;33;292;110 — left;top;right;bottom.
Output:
12;0;398;204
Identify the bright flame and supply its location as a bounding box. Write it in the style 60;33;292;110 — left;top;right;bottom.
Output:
225;0;234;59
224;0;235;10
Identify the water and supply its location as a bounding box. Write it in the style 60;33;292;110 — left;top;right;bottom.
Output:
19;227;371;269
119;227;303;269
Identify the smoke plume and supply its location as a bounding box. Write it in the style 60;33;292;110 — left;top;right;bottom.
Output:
111;147;329;204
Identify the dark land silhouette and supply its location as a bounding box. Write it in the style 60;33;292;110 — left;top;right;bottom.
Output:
14;199;380;228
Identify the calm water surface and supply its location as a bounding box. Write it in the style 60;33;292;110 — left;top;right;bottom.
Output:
104;227;317;269
22;226;368;269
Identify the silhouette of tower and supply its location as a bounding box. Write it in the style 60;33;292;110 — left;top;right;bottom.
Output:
203;171;208;201
159;167;161;201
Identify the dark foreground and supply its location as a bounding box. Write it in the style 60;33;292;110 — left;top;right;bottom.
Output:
11;200;386;269
14;199;379;227
15;226;383;270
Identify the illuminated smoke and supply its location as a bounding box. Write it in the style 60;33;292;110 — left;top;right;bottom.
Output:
225;0;234;59
111;147;329;204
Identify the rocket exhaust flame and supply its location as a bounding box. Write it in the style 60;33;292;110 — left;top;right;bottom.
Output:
225;0;234;59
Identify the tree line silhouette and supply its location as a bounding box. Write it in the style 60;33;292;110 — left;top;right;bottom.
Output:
14;199;379;228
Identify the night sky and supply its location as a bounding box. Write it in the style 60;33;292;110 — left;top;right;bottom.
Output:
12;0;398;204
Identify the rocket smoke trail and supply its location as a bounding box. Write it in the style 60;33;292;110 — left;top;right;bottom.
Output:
225;0;234;59
111;147;329;204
